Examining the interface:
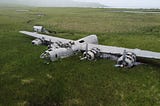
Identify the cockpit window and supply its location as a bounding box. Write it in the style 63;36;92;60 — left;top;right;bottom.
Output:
55;54;58;58
48;49;52;51
79;40;85;43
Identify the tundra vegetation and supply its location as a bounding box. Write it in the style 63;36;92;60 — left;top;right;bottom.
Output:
0;7;160;106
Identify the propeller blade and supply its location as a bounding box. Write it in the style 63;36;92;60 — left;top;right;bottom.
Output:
122;50;126;62
86;43;88;53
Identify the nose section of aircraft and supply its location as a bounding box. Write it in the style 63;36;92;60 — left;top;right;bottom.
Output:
40;51;51;61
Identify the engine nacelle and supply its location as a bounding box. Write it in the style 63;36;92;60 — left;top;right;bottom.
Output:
32;39;43;45
48;43;60;49
116;52;136;68
82;48;100;61
83;51;95;61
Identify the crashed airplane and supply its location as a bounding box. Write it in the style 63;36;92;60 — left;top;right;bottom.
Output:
19;30;160;68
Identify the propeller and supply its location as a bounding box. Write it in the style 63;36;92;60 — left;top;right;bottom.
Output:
86;43;88;54
121;50;127;67
122;50;126;62
49;39;52;44
80;43;89;60
47;39;52;48
115;50;127;67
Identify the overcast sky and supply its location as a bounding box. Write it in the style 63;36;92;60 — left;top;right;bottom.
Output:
1;0;160;8
75;0;160;8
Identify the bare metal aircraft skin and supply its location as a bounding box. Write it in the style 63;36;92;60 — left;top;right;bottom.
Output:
19;31;160;68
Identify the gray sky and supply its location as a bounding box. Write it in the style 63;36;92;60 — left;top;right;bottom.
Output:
75;0;160;8
1;0;160;8
0;0;103;7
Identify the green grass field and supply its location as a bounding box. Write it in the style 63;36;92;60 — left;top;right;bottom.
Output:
0;7;160;106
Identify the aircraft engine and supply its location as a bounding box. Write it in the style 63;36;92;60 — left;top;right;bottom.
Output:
40;48;73;62
81;48;100;61
116;51;136;68
48;43;59;49
32;39;43;45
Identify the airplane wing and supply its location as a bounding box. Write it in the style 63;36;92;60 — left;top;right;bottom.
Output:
19;31;73;43
82;44;160;60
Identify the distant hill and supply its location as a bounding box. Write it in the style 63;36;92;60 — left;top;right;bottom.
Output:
0;0;106;8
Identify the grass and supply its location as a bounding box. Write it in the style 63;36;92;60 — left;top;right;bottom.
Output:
0;7;160;106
